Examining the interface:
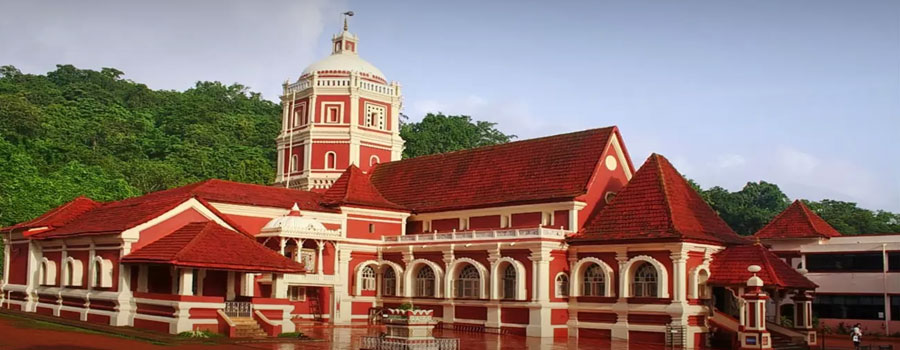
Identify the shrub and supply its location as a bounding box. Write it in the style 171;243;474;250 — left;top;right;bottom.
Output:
278;332;305;338
177;330;222;339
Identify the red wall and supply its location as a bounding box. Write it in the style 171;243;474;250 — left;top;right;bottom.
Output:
67;250;89;289
347;216;401;239
283;144;305;175
314;95;350;124
202;270;227;297
222;214;273;236
553;210;570;230
359;145;392;172
94;249;120;292
455;306;487;320
511;212;541;228
431;218;459;232
42;251;62;287
469;215;501;230
134;208;208;251
8;243;29;285
310;142;350;171
357;98;392;130
577;143;630;229
549;249;570;302
500;307;529;324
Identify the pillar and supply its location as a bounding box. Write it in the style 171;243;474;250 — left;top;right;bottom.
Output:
177;269;194;296
486;249;501;330
333;246;353;325
226;271;235;300
610;249;630;341
271;273;287;299
739;268;771;350
441;249;454;323
316;240;325;275
527;247;553;337
278;237;286;256
792;290;817;346
23;240;41;312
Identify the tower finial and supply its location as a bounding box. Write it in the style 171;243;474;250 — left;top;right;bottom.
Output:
342;11;354;31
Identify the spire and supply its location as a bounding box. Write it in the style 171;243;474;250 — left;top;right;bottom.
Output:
288;203;302;217
332;11;358;55
342;11;354;32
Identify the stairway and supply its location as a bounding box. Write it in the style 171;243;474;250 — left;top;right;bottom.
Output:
770;331;807;350
229;317;267;338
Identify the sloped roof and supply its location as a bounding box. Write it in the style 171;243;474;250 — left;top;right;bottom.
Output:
28;179;336;239
122;221;305;273
754;200;841;239
1;196;100;234
369;127;630;213
321;165;405;211
708;243;817;289
570;154;748;245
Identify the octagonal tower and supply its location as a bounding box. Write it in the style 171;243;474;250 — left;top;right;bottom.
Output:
275;18;403;191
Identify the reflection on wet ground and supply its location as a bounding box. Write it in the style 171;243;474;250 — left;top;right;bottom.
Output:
239;326;648;350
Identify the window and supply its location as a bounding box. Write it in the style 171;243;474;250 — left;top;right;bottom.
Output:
361;266;376;291
365;103;386;130
415;266;435;297
814;294;885;320
290;154;299;172
455;265;480;299
892;296;900;321
64;257;83;287
92;257;113;288
300;249;316;273
325;152;337;170
889;252;900;272
292;103;307;127
697;269;710;299
383;268;396;296
555;273;569;298
288;286;306;301
40;259;57;286
632;263;658;297
502;265;516;300
324;106;341;123
583;264;605;297
807;253;884;272
369;155;380;166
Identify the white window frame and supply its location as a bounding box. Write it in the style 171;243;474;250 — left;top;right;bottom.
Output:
382;268;397;297
455;265;480;299
631;263;659;298
364;103;387;130
292;102;307;127
40;258;57;286
501;264;517;300
322;102;343;124
64;257;84;287
361;266;376;291
583;264;606;297
555;272;569;298
369;155;380;166
325;152;337;170
415;265;436;297
92;256;113;288
300;249;316;273
290;154;299;172
288;285;306;301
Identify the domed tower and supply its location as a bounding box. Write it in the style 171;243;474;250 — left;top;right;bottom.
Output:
275;15;403;191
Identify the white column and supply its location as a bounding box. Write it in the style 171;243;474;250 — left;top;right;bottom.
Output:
278;237;286;256
2;234;10;290
333;246;353;325
177;269;194;296
317;240;325;275
611;250;630;341
137;265;149;293
527;247;553;337
271;274;287;299
226;271;235;300
87;243;96;291
401;251;414;297
441;249;455;323
24;241;41;312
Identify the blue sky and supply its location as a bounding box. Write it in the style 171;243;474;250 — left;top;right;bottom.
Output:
2;0;898;211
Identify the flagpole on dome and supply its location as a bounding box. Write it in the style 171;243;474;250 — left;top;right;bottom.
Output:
343;11;354;32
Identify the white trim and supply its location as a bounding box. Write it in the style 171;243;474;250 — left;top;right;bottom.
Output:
324;151;338;170
120;198;235;245
621;255;669;298
403;259;443;298
92;256;113;288
689;265;711;299
353;260;380;295
64;257;84;287
571;257;614;297
554;272;569;298
40;258;57;286
490;257;526;301
446;258;489;299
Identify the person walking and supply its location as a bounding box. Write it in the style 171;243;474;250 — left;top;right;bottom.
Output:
851;323;862;350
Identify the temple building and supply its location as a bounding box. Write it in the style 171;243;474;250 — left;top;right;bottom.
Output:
9;19;897;350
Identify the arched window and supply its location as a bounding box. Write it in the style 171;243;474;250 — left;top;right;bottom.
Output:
583;264;605;296
455;265;480;299
290;154;299;172
415;265;435;297
632;263;658;297
501;265;516;300
382;268;396;296
64;257;84;287
325;152;337;170
369;155;380;166
40;259;57;286
361;266;376;291
93;257;113;288
697;269;710;299
555;273;569;298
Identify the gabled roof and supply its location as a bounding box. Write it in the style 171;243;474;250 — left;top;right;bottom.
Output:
570;154;748;245
27;179;337;239
321;165;405;211
369;127;631;213
1;196;100;234
708;243;817;290
122;221;305;273
754;200;841;239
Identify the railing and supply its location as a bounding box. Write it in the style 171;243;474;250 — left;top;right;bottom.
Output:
224;301;252;318
284;77;395;96
382;227;569;243
360;336;459;350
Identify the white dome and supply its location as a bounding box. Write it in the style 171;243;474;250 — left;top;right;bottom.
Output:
301;52;385;80
262;204;327;232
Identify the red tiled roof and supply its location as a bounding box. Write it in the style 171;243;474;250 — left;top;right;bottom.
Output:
369;127;629;212
708;243;817;289
571;154;748;245
1;196;100;234
321;165;406;211
29;179;337;239
122;221;305;273
754;200;841;239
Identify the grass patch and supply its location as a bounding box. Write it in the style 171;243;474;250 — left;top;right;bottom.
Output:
0;312;167;345
278;331;305;338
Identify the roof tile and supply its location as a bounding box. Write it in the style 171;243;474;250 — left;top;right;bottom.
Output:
321;165;405;210
754;200;841;239
708;243;817;289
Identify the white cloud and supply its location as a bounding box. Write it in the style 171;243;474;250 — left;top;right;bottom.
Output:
715;154;746;169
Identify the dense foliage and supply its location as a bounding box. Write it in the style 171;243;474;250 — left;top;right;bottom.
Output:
688;180;900;236
399;113;515;159
0;65;281;227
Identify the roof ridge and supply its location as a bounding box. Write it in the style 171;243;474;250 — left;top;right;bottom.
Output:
172;222;212;262
654;154;681;238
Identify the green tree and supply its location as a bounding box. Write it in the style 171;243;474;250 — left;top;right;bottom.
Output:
400;113;516;158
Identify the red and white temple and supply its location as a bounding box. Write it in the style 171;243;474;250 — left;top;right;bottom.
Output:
0;19;831;349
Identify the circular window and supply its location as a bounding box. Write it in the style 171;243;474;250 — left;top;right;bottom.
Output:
605;155;618;171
